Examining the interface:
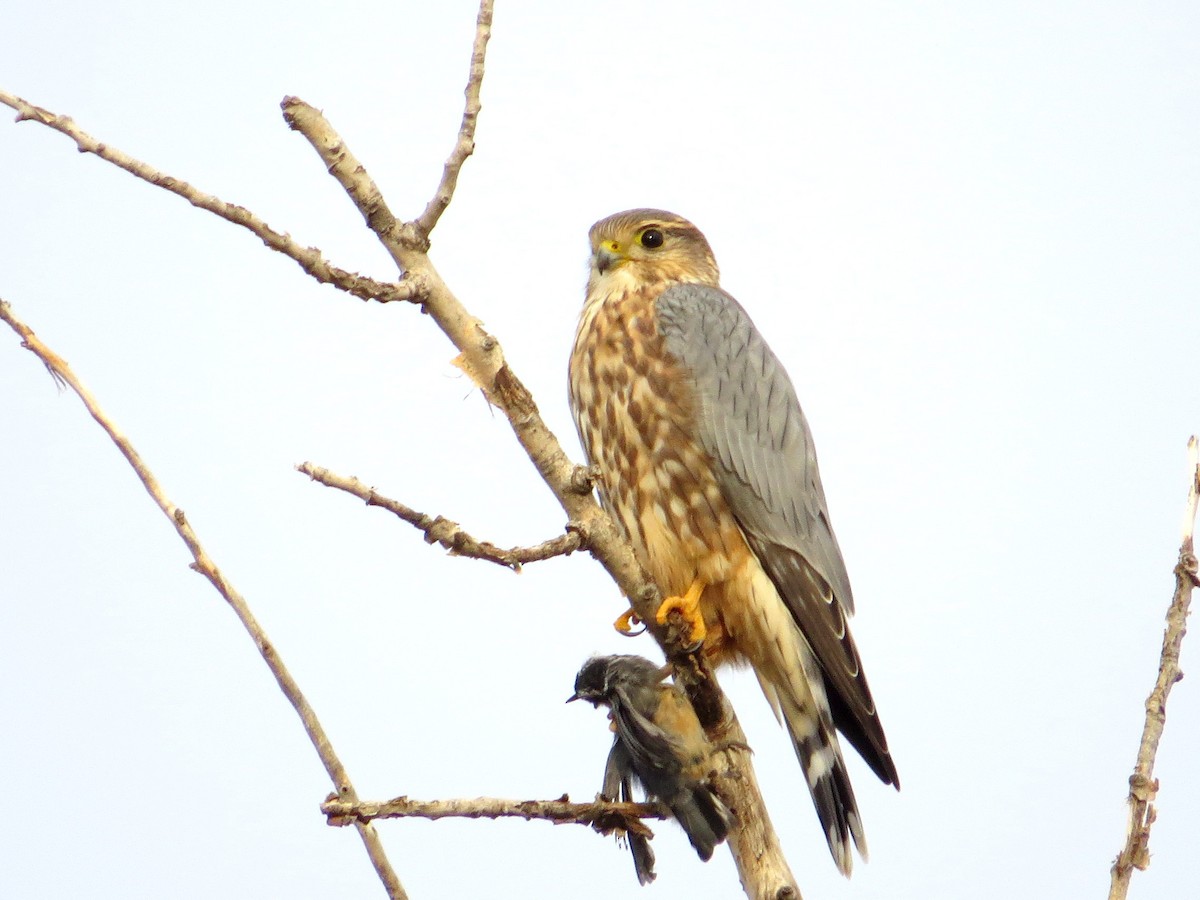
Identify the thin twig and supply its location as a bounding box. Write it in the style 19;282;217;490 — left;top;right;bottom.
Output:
0;298;408;900
0;88;420;306
414;0;493;239
297;462;582;570
1108;436;1200;900
322;795;664;837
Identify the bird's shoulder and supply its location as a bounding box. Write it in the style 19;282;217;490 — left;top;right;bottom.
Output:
653;282;745;335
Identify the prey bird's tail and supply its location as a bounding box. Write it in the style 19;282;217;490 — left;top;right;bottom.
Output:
664;780;734;862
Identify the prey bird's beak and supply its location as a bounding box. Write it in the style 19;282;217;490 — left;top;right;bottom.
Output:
593;245;622;275
566;692;581;703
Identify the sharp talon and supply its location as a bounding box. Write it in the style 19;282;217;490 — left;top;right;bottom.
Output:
655;578;708;646
614;608;645;636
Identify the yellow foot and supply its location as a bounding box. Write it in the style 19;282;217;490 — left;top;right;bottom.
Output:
613;608;645;636
656;578;707;646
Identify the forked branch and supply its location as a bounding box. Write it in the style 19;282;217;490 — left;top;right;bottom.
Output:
0;89;418;306
1;0;798;894
281;91;799;900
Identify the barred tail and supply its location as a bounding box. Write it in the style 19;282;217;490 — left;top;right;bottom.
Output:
745;569;870;876
779;689;866;876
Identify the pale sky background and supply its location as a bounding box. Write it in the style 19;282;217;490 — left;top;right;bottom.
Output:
2;2;1198;898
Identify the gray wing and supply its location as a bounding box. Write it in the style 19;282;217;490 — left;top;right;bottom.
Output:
608;689;686;787
655;283;897;787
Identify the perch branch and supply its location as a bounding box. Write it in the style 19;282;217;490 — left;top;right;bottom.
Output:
0;298;408;900
0;88;419;306
323;795;663;837
297;461;582;570
4;2;799;893
283;74;800;900
414;0;492;239
1108;436;1200;900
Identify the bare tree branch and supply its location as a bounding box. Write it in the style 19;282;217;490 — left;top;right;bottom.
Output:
3;5;799;894
1108;436;1200;900
281;94;801;900
297;461;582;570
322;795;663;835
0;298;408;900
0;89;419;306
414;0;493;239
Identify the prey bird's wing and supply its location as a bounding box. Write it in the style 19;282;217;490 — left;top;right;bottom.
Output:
608;687;687;785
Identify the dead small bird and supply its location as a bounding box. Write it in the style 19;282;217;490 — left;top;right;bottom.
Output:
569;654;733;884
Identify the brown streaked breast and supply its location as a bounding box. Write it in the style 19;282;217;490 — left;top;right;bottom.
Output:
569;287;755;617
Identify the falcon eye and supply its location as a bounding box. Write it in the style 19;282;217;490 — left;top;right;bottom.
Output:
639;228;664;249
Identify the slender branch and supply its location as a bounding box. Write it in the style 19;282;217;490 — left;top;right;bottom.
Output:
322;795;663;836
0;299;408;900
0;88;419;306
297;461;582;570
282;87;800;900
282;98;412;250
1108;436;1200;900
414;0;493;239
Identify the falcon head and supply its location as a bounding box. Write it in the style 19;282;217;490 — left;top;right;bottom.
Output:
587;209;720;295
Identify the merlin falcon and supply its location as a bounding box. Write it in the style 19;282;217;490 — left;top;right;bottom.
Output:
568;209;899;875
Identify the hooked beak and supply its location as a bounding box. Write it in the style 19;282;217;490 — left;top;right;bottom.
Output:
593;245;623;275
